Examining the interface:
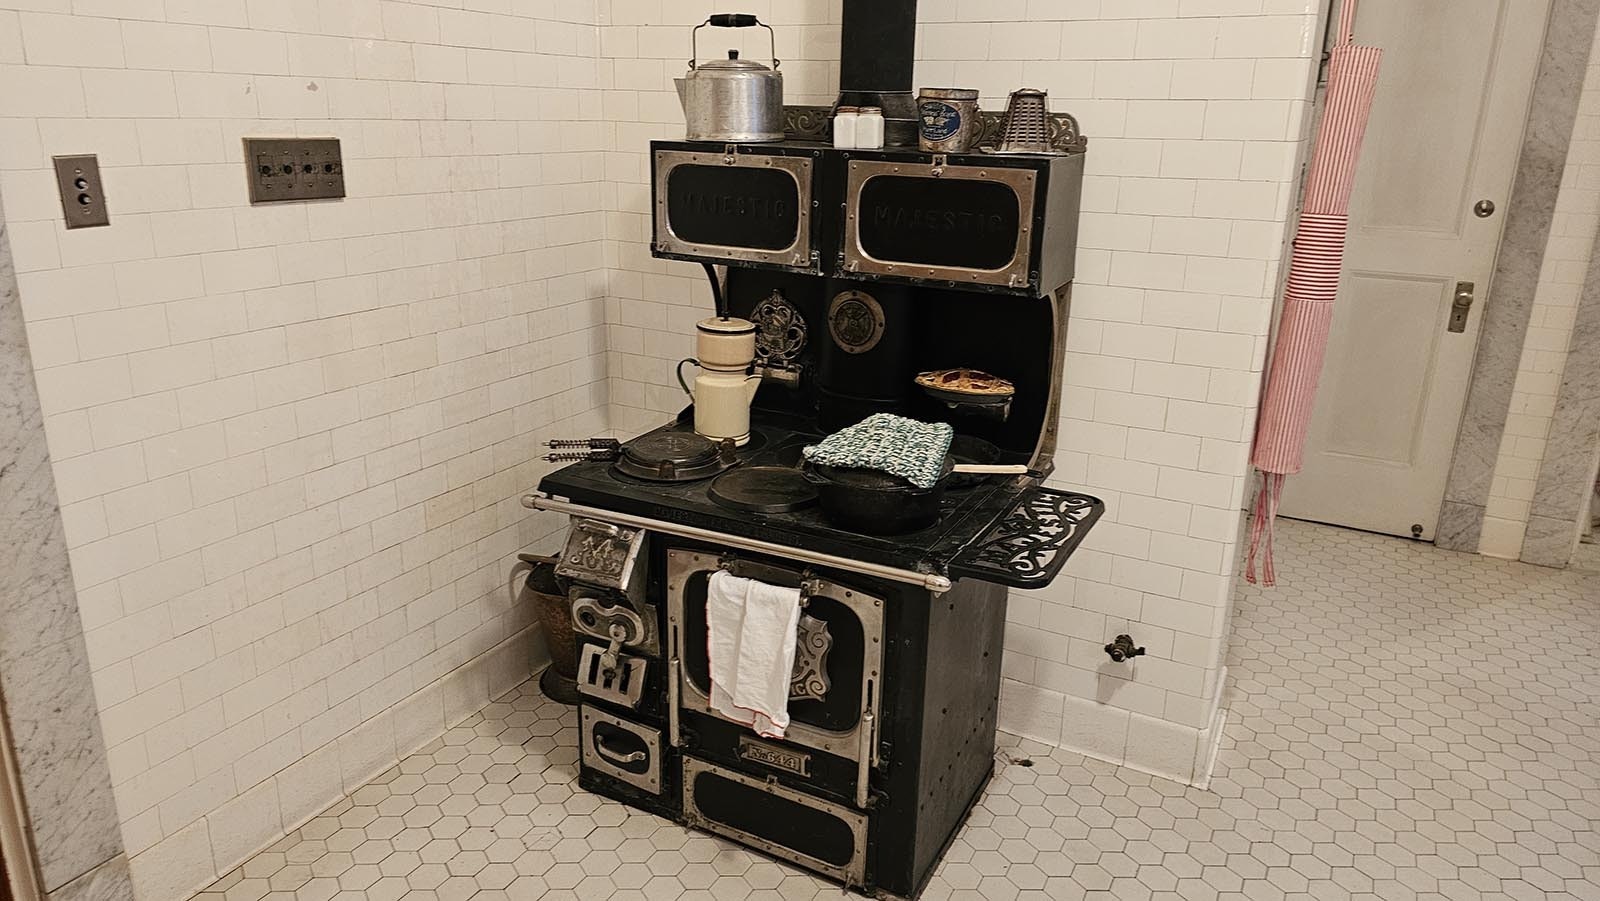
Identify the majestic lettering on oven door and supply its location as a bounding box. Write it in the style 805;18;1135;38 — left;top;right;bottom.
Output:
665;164;802;252
854;173;1024;273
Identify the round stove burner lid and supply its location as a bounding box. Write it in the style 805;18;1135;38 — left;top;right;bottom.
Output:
623;432;718;467
710;467;819;514
613;431;738;482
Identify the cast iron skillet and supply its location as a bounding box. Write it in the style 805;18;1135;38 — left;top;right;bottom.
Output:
802;438;1026;535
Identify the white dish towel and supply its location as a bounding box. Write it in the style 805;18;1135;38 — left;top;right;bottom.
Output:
706;569;801;739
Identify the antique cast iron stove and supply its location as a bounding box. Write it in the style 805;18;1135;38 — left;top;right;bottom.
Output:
522;3;1104;898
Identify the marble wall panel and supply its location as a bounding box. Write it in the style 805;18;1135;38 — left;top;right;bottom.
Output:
1439;0;1600;550
0;193;130;897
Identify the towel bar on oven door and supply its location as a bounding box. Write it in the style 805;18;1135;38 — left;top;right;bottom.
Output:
521;494;954;594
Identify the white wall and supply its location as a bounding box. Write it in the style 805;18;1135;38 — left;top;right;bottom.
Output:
0;1;608;897
600;0;1322;783
1481;25;1600;557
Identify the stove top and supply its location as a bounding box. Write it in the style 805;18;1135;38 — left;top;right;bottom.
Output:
537;412;1040;577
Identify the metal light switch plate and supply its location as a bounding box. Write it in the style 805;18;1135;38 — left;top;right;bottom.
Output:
53;155;109;229
244;138;345;204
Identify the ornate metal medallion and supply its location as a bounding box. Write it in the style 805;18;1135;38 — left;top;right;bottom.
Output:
752;290;807;370
789;613;832;703
555;518;644;590
827;290;886;355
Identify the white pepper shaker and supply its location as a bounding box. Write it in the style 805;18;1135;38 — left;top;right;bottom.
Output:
857;106;885;149
833;106;860;149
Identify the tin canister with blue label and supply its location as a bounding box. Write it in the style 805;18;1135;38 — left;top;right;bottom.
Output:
917;87;981;153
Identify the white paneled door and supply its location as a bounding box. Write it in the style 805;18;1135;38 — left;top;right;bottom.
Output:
1278;0;1551;540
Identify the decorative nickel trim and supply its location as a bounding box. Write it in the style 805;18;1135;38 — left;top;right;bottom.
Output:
789;613;832;703
827;290;886;354
653;148;816;271
522;494;954;593
665;549;883;810
843;159;1038;289
555;518;643;591
752;290;807;371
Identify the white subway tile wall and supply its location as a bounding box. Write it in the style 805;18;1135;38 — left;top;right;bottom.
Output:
600;0;1319;781
1480;26;1600;557
0;0;608;896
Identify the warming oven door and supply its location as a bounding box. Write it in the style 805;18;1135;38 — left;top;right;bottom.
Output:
664;548;884;804
653;147;819;273
842;157;1040;290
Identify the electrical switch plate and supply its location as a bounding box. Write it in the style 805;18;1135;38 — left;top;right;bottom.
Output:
53;155;109;229
243;137;345;204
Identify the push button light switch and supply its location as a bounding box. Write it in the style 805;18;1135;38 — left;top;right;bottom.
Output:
53;155;109;229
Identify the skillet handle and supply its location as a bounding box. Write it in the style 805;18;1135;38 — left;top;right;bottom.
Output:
798;464;830;486
950;464;1030;476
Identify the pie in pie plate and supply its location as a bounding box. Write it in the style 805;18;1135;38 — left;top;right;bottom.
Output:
915;368;1016;405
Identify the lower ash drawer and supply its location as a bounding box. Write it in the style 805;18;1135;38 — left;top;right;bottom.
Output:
682;757;867;887
581;706;662;795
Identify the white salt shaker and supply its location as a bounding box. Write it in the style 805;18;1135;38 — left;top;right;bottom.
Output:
857;106;885;149
833;106;860;149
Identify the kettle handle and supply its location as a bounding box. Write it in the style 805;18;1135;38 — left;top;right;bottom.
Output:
676;358;700;397
689;14;780;70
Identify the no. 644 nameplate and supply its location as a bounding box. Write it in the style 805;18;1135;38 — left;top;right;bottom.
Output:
738;736;811;777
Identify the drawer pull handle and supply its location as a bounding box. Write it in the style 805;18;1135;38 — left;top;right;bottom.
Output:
595;735;647;766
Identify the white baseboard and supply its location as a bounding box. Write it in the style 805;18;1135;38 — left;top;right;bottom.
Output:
129;624;550;901
999;673;1229;788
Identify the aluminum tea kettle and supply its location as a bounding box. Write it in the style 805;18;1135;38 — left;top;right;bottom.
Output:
675;14;785;143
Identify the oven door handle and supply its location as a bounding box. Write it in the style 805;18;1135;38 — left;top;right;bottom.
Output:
947;486;1105;589
594;734;648;766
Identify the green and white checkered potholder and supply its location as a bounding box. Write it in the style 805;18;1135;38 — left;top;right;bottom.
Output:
802;414;954;489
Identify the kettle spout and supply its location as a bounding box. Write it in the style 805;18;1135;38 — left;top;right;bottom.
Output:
745;374;763;402
674;78;687;111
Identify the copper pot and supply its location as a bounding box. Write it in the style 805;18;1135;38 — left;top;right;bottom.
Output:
522;554;579;704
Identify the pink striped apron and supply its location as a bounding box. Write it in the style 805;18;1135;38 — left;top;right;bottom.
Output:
1246;1;1383;586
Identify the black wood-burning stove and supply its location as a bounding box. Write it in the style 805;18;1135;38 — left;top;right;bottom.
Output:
521;3;1104;898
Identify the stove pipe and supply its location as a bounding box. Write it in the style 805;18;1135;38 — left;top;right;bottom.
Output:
837;0;920;147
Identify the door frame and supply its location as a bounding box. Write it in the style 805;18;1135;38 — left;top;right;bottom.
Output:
1275;0;1560;540
0;695;42;901
1435;0;1600;553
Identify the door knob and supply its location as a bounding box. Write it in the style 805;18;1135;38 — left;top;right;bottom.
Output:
1474;199;1496;218
1449;281;1475;334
